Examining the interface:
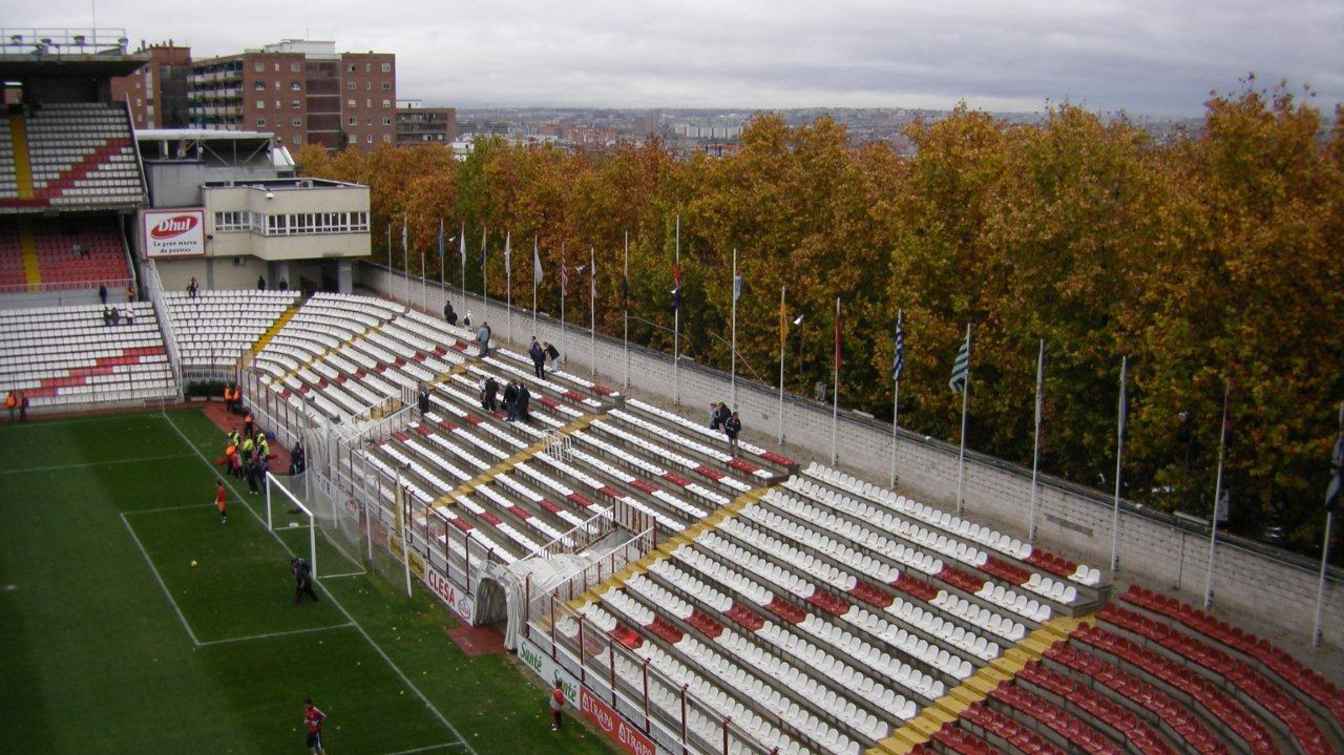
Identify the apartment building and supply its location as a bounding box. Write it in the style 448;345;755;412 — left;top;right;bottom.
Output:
110;43;192;129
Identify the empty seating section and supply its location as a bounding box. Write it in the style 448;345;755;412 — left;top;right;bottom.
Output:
0;216;131;289
18;103;144;207
231;291;1344;755
0;117;15;200
163;290;298;369
0;303;174;407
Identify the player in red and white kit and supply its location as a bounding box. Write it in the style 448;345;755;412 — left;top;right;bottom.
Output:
303;697;326;754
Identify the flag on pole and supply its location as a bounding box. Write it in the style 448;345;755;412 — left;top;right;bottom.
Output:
458;224;466;260
437;219;445;258
779;291;788;351
733;274;743;303
670;264;681;312
560;257;569;296
480;227;488;271
504;232;511;271
892;312;905;380
401;215;408;255
533;238;543;285
1327;408;1344;513
949;328;970;393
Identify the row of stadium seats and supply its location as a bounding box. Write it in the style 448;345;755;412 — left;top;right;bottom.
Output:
161;289;300;369
1;103;146;208
0;303;175;407
0;216;130;289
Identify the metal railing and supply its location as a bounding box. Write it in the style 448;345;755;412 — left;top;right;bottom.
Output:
140;260;185;401
0;28;129;54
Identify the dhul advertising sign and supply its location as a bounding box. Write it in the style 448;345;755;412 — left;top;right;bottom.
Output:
142;208;205;257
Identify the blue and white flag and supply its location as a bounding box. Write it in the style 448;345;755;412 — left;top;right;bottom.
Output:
949;327;970;393
892;312;905;380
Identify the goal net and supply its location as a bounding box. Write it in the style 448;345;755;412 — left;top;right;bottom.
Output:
265;470;367;579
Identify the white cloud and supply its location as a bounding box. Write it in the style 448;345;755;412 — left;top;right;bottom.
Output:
18;0;1342;115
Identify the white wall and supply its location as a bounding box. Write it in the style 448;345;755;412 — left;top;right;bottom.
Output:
358;262;1343;650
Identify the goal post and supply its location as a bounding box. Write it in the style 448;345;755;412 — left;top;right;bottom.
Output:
265;471;318;578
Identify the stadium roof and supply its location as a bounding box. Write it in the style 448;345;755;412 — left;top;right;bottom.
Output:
136;129;274;141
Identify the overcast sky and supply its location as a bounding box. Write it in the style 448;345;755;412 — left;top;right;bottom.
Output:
19;0;1344;116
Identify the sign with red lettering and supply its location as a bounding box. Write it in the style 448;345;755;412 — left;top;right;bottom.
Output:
581;687;656;755
142;208;205;257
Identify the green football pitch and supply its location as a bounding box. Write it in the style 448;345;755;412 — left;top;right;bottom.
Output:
0;409;614;755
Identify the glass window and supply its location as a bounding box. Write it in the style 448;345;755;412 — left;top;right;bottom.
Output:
290;81;301;91
382;116;391;126
366;134;374;143
256;118;266;128
291;99;301;110
347;64;357;73
347;99;356;108
381;81;391;91
290;62;301;73
365;80;371;91
254;62;265;72
291;118;301;127
382;99;391;109
382;133;391;143
381;62;392;73
365;63;372;72
254;80;265;91
347;80;355;90
366;98;372;108
293;133;302;144
256;100;265;110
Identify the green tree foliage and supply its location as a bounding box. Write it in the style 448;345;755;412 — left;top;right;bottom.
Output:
297;86;1344;548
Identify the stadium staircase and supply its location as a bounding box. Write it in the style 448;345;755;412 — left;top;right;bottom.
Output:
19;219;40;288
247;301;301;357
230;291;1341;755
4;114;35;200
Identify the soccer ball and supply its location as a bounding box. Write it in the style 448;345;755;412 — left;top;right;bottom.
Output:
191;560;198;567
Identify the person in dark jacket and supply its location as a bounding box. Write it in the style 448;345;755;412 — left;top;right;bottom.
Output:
289;442;306;475
482;376;498;412
502;380;519;421
544;341;560;366
476;322;492;358
417;383;431;415
257;275;266;290
529;337;546;379
516;383;531;423
710;402;731;430
443;300;457;326
292;557;319;603
724;411;742;456
99;284;108;304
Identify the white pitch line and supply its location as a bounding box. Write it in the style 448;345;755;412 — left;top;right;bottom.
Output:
123;503;217;515
1;453;195;475
198;622;354;647
319;570;369;579
120;512;201;646
160;412;478;755
384;742;469;755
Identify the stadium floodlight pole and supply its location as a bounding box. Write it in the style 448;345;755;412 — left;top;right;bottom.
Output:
674;214;681;406
1312;400;1343;648
831;296;840;465
1028;338;1044;543
623;230;630;390
955;323;971;516
1110;355;1128;574
730;247;738;409
1203;381;1230;610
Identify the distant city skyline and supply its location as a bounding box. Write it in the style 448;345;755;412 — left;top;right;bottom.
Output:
14;0;1342;117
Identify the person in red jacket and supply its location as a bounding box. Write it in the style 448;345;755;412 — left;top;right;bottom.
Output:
549;680;565;731
303;697;326;754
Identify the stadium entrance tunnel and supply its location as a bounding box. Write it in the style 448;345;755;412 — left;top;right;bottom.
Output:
474;575;508;627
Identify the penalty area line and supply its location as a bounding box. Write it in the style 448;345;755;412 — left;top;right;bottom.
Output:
320;570;368;579
160;411;478;755
198;622;355;647
0;453;195;475
120;512;201;647
384;742;470;754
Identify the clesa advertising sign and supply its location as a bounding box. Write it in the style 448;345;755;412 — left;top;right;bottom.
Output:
142;208;205;258
421;562;475;624
581;687;656;755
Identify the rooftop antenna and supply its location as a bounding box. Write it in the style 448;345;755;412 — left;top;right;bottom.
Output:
91;0;96;39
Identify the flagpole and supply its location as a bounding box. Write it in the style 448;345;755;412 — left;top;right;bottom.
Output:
955;323;971;516
778;285;786;445
459;222;466;317
420;250;427;311
532;236;538;337
505;232;512;346
731;247;738;408
402;214;410;306
386;224;391;288
1110;355;1128;573
890;310;903;488
830;296;840;465
590;246;596;380
1203;381;1230;609
438;218;445;299
560;242;567;367
481;225;488;318
673;214;680;407
623;230;630;390
1312;400;1343;648
1028;338;1044;543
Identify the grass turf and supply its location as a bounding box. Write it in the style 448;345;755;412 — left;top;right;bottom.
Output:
0;410;614;755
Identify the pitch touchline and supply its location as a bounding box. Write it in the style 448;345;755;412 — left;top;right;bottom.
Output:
1;453;196;475
384;743;469;754
198;623;355;647
123;503;216;515
120;513;202;646
159;412;479;755
320;570;369;579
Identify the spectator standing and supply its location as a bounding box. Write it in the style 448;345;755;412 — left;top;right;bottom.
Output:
544;341;560;366
710;402;731;430
98;284;107;305
443;300;457;326
482;376;499;412
257;275;266;291
290;442;306;475
4;390;16;422
502;380;519;422
516;383;531;423
188;277;199;299
725;411;742;456
477;322;492;358
417;383;431;415
549;680;565;731
214;480;228;525
529;337;546;379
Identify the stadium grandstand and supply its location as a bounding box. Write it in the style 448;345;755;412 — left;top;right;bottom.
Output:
2;25;1340;755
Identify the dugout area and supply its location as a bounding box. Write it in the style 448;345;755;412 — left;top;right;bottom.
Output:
0;410;615;755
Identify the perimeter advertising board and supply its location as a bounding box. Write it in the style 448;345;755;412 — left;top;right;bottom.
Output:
388;534;475;624
141;208;205;258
